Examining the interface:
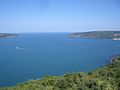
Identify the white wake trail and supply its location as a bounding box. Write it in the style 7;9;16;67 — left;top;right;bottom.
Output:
16;47;26;50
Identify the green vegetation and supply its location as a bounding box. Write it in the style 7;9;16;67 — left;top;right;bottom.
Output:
0;33;18;38
68;31;120;40
0;55;120;90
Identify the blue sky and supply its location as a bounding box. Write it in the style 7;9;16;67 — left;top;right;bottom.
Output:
0;0;120;33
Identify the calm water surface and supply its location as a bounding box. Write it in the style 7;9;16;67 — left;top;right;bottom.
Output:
0;33;120;86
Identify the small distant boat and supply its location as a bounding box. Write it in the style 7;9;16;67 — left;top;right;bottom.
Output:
16;47;25;50
16;47;19;49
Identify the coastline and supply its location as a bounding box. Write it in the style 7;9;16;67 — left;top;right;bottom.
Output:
0;33;18;39
112;38;120;40
68;31;120;40
0;55;120;90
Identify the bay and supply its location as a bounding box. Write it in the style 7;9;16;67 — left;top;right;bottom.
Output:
0;33;120;86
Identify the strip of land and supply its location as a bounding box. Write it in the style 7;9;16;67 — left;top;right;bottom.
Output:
68;31;120;40
0;33;18;38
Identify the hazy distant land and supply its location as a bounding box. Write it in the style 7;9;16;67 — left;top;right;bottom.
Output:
68;31;120;40
0;33;18;38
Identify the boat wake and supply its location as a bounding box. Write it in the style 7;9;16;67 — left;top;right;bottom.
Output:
16;47;26;50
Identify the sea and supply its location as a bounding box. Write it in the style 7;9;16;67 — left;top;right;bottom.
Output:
0;33;120;86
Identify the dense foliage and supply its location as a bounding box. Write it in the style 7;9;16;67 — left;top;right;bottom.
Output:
68;31;120;39
0;55;120;90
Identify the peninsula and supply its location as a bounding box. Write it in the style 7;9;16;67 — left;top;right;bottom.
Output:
0;33;18;38
1;55;120;90
68;31;120;40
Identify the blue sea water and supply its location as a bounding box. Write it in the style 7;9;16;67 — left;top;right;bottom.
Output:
0;33;120;86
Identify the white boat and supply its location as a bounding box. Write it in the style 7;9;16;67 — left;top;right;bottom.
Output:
16;47;19;49
16;47;24;50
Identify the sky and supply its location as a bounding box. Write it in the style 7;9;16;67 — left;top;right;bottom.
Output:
0;0;120;33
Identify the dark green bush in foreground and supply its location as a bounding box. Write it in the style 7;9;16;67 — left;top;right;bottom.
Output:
1;55;120;90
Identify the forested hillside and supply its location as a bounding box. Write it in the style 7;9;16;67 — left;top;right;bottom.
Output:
68;31;120;40
1;55;120;90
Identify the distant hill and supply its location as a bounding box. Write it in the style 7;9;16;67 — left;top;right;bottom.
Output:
0;33;18;38
68;31;120;40
1;55;120;90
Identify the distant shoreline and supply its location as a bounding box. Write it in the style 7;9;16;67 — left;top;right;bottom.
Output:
68;31;120;40
0;33;18;39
